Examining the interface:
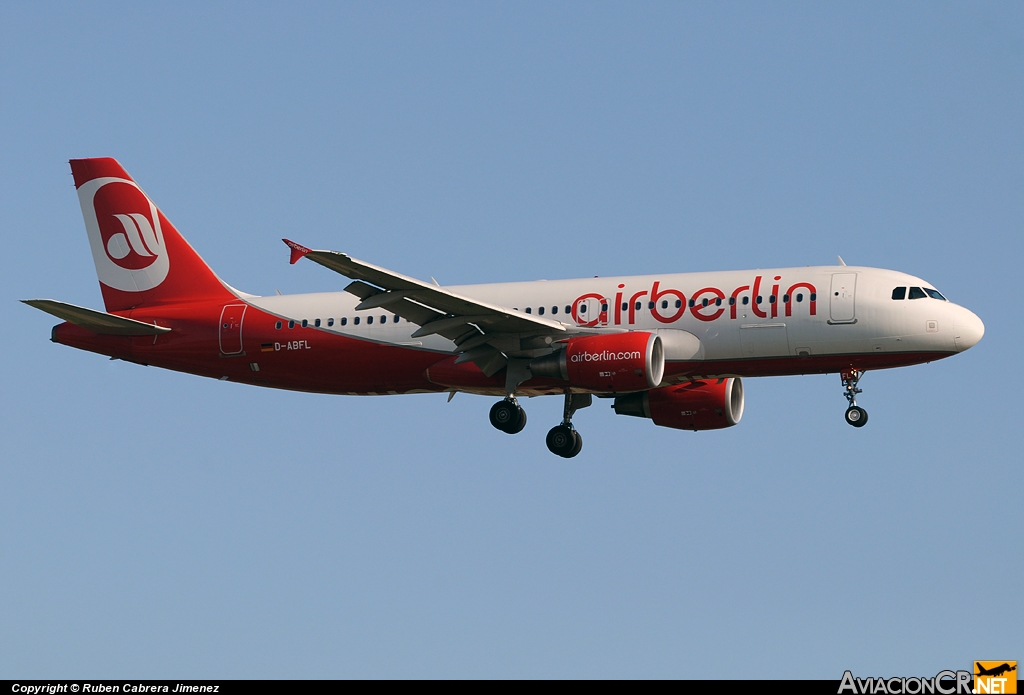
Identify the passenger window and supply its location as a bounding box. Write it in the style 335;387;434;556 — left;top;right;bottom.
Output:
314;318;321;327
341;317;347;326
715;298;722;307
634;302;641;310
756;296;762;304
327;318;334;327
688;299;695;308
564;306;571;314
702;298;708;307
578;305;585;313
288;320;295;329
924;289;946;301
662;300;668;309
675;299;682;308
275;321;282;330
301;319;308;328
354;317;360;325
810;293;816;301
728;297;736;306
602;303;608;312
796;293;803;302
892;287;906;300
783;294;790;303
647;301;653;310
742;296;749;305
908;287;926;300
367;316;373;324
769;295;776;304
526;307;532;314
394;315;400;323
538;306;544;315
622;302;628;311
552;306;558;314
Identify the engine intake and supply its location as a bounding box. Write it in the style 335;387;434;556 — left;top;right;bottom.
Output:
530;332;664;393
613;378;744;431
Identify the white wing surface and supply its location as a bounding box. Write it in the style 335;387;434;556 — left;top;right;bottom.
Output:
283;239;603;375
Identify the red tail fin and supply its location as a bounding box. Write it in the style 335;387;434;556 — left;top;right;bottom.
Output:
70;158;236;312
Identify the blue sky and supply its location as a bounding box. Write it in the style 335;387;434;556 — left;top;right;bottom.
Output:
1;2;1021;678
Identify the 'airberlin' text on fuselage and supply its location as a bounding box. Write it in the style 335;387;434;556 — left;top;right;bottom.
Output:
571;275;818;327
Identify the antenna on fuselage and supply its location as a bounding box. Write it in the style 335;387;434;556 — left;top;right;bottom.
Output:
837;255;847;266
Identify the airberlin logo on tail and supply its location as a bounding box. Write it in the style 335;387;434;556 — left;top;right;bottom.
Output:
78;177;169;292
109;213;160;260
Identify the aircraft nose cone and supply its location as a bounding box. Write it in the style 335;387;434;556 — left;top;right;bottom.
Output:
954;307;985;352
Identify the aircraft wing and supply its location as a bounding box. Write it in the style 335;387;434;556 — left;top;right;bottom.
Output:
283;239;596;375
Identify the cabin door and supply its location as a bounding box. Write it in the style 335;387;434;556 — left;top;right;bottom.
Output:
219;304;247;355
829;273;857;323
574;296;604;327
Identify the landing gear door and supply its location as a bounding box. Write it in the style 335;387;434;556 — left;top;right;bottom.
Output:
829;273;857;323
219;304;247;355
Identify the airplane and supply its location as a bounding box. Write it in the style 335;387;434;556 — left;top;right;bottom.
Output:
976;664;1016;678
23;158;985;457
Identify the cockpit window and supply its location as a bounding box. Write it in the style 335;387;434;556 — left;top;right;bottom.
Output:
908;287;926;300
924;288;947;301
892;287;906;300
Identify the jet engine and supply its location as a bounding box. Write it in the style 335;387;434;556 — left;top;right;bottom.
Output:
530;332;664;393
612;378;744;431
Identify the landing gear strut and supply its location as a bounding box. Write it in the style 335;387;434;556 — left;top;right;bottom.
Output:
546;393;591;458
490;397;527;434
841;369;868;428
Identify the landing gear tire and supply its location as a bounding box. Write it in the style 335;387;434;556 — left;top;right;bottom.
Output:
507;408;527;434
840;369;868;429
490;399;526;434
845;406;868;428
569;430;583;457
546;424;581;458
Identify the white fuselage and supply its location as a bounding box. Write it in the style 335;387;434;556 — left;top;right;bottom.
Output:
247;265;984;369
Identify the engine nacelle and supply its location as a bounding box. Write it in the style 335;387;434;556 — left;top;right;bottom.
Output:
612;378;744;431
530;332;665;393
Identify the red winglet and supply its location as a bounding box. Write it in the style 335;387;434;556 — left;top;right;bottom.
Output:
282;238;312;265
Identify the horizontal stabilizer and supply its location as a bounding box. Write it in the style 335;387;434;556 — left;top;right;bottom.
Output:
21;299;171;336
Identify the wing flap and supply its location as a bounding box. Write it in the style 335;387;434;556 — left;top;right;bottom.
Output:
344;279;479;342
284;240;568;337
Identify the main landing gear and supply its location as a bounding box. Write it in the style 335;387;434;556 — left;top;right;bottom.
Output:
841;368;868;428
487;392;592;458
490;397;527;434
546;424;582;458
546;393;591;458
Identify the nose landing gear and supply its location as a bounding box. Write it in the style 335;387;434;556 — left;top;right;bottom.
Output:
546;393;591;458
841;368;868;428
489;397;527;434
